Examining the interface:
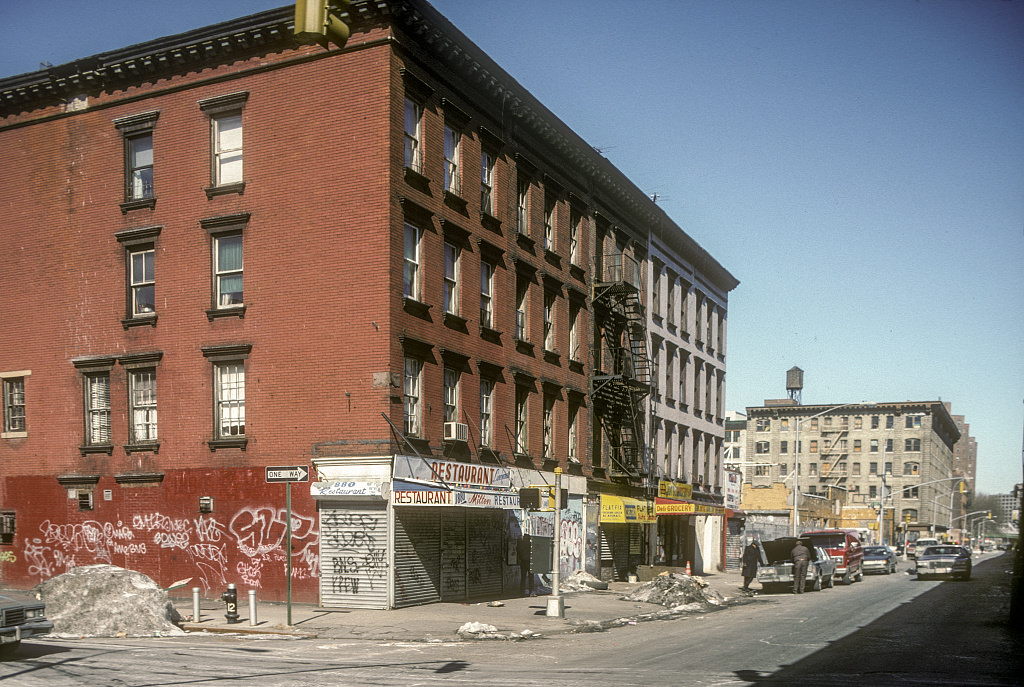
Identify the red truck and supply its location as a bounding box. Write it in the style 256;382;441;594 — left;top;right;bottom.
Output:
800;529;864;585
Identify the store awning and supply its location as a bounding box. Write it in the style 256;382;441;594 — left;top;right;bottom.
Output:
390;479;520;509
600;495;656;523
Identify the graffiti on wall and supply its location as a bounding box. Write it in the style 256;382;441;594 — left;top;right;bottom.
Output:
320;510;387;596
21;507;318;593
521;498;586;576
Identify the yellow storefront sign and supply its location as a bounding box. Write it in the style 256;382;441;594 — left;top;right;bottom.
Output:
654;497;726;516
658;480;693;501
600;495;656;523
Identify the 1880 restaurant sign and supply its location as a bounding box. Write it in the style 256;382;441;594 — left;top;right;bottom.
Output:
390;456;520;509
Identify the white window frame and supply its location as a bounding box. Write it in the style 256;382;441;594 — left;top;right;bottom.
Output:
443;241;460;316
543;196;555;250
130;247;155;316
543;290;555;352
569;210;581;265
127;132;154;201
404;222;422;301
480;260;494;329
1;374;27;436
443;367;460;423
129;368;158;443
85;373;111;446
514;385;529;454
443;125;461;195
404;98;423;173
567;401;578;463
212;113;243;186
480;378;494;448
516;277;528;342
481;150;495;215
214;233;243;308
542;393;555;460
517;177;529;235
568;301;580;362
404;356;422;436
215;362;245;438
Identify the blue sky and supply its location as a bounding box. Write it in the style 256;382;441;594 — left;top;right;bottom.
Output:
1;1;1021;493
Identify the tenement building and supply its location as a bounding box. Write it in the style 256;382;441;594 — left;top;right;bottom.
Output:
0;1;735;607
741;400;961;546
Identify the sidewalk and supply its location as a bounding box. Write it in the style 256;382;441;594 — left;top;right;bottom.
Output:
177;569;754;642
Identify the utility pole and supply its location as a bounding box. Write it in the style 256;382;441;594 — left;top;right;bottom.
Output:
546;467;565;618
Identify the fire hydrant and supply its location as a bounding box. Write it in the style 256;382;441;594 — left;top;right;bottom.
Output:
221;583;240;624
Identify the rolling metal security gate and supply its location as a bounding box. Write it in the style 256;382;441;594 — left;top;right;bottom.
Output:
466;509;504;599
725;518;744;571
394;507;441;608
319;503;388;609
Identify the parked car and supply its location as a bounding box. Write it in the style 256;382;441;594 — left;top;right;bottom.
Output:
916;545;972;581
908;537;939;561
755;537;836;593
0;590;54;656
800;529;864;585
862;545;899;574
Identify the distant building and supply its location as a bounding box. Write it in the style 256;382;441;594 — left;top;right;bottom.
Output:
741;400;961;545
947;405;977;526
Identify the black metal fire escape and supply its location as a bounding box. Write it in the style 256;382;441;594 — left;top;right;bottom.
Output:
591;253;651;478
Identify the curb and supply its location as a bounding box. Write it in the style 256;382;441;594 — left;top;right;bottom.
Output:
182;622;317;638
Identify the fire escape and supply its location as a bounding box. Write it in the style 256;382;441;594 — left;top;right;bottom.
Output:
820;420;849;504
591;253;651;478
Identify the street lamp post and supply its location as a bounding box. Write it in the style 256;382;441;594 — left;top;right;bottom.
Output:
792;402;868;536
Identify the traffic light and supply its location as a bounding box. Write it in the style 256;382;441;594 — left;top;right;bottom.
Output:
294;0;351;49
548;487;569;507
518;488;541;510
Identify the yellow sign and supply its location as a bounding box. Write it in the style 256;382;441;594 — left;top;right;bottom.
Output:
658;480;693;501
600;495;656;523
654;499;726;516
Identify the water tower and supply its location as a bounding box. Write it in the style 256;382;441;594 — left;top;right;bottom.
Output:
787;366;803;405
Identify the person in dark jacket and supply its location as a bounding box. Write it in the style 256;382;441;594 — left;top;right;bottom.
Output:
741;539;761;590
517;534;533;596
791;539;811;593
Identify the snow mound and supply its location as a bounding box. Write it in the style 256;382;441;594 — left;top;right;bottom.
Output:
620;572;725;608
559;570;608;592
36;564;185;637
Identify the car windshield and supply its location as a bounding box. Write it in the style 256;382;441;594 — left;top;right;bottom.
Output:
806;535;846;549
864;547;887;554
923;546;960;556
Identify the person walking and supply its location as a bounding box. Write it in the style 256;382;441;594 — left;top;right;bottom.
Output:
741;538;761;591
791;539;811;594
517;534;533;596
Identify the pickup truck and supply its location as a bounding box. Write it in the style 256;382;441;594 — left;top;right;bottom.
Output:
755;537;837;593
0;590;53;655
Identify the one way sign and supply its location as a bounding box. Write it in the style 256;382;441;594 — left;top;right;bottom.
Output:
265;465;309;483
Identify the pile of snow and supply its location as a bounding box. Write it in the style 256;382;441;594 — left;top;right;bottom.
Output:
36;564;185;637
456;621;539;641
559;570;608;592
620;572;725;609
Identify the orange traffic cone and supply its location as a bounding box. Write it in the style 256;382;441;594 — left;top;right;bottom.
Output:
685;561;691;575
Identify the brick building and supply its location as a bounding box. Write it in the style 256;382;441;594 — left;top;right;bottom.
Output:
0;1;734;607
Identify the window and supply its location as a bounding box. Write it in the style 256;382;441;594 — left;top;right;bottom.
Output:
543;291;555;351
651;259;663;318
810;440;818;453
810;418;819;430
480;150;495;215
869;486;877;499
905;438;921;452
568;300;580;361
755;441;769;454
823;416;832;427
404;223;422;301
666;275;676;326
854;416;863;429
2;376;26;435
0;511;14;545
886;415;894;429
129;248;155;316
853;439;862;452
569;209;581;266
903;462;919;476
85;373;111;447
214;233;243;308
871;415;879;429
809;463;818;476
443;241;460;316
215;363;245;438
129;369;158;444
756;417;771;432
211;113;243;186
480;261;494;329
515;276;529;341
885;461;892;475
906;487;919;499
870;462;878;475
870;439;878;453
905;415;921;429
404;98;423;173
122;127;155;203
404;356;422;436
443;368;460;423
852;462;861;476
542;393;555;460
479;378;494;447
567;399;579;463
514;386;529;454
885;438;894;452
902;509;918;522
443;125;461;195
780;440;788;454
754;465;769;477
517;177;529;235
543;195;555;250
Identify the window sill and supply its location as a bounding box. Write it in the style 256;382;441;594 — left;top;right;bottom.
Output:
543;349;561;365
119;197;156;214
79;444;114;456
443;191;468;214
479;447;503;464
480;325;502;344
404;167;431;194
124;442;160;454
569;264;585;282
480;212;502;234
516;232;535;252
403;297;432;319
544;248;562;269
208;437;247;451
1;432;27;439
515;338;535;356
205;182;246;199
206;305;246;321
443;312;468;332
122;313;158;330
569;359;584;375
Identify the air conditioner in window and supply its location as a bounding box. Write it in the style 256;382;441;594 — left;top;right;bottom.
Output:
444;422;469;443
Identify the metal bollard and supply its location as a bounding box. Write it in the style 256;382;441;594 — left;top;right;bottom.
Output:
248;589;258;626
192;587;201;623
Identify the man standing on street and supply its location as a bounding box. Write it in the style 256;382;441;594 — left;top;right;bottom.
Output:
741;538;761;592
791;539;811;594
517;534;533;596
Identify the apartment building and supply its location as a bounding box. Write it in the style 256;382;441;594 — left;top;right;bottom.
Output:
0;1;735;604
742;400;961;545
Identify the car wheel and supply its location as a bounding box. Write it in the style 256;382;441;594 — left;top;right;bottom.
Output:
825;573;834;588
812;571;822;592
842;570;852;585
855;568;863;582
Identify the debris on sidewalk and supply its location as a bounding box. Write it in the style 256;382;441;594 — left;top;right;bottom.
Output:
36;564;185;638
456;621;540;640
620;572;726;609
559;570;609;592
